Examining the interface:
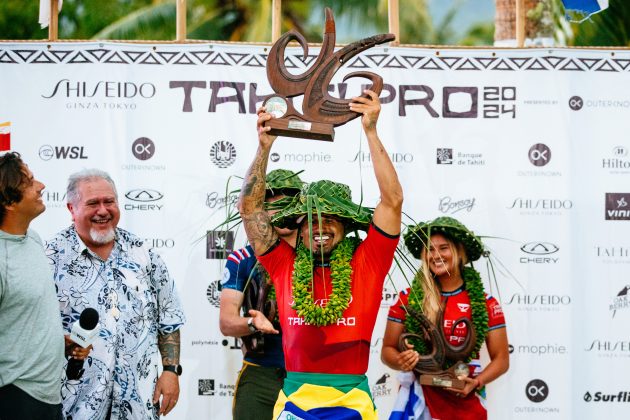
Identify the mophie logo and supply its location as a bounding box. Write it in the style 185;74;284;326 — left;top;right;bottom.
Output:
528;143;551;167
42;79;156;99
520;242;559;264
38;145;88;161
438;196;475;214
510;342;567;356
124;189;164;211
209;141;236;168
271;151;331;164
132;137;155;160
526;379;549;403
584;391;630;403
605;193;630;220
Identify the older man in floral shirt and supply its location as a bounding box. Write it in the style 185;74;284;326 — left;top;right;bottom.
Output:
46;169;185;419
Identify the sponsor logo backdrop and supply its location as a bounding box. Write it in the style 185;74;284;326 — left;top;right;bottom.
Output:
1;42;629;419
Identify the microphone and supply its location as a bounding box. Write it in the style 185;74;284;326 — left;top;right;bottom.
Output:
66;308;99;380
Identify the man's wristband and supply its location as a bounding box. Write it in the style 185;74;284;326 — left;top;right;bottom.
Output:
163;365;183;376
247;317;259;334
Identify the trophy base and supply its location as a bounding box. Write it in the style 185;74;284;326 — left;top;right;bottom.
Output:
419;374;466;389
265;118;335;142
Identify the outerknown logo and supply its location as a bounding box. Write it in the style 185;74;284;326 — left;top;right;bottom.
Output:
132;137;155;160
569;96;583;111
124;189;163;202
528;143;551;167
209;141;237;168
526;379;549;403
605;193;630;220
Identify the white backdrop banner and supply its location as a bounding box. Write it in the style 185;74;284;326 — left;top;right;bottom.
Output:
1;41;630;419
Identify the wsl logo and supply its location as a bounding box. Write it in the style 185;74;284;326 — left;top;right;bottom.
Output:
39;145;88;161
605;193;630;220
209;141;236;168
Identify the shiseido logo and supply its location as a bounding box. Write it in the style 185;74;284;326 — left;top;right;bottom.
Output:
272;151;331;163
508;198;573;216
526;379;549;403
206;192;238;209
39;145;88;160
584;391;630;403
605;193;630;220
585;339;630;353
209;141;236;168
143;238;175;249
206;230;235;259
528;143;551;167
610;285;630;318
125;189;163;202
42;79;156;99
438;196;475;214
351;151;413;164
132;137;155;160
124;189;164;211
520;242;559;264
506;294;571;312
568;96;583;111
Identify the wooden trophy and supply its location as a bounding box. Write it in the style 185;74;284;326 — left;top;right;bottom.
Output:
263;8;395;141
398;309;477;390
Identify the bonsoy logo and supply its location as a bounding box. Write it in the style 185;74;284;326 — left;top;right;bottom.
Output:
569;96;583;111
39;145;88;161
132;137;155;160
605;193;630;220
526;379;549;403
210;141;236;168
529;143;551;167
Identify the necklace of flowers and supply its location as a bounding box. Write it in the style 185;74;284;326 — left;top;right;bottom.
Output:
291;236;361;326
404;266;489;364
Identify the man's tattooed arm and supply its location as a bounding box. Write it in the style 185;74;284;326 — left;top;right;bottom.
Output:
158;330;180;367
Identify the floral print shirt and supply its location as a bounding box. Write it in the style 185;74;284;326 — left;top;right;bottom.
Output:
46;226;185;420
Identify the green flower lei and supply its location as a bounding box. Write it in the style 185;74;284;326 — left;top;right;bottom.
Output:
291;237;361;326
404;266;489;365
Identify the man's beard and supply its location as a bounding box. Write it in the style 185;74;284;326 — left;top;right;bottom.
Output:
89;228;115;245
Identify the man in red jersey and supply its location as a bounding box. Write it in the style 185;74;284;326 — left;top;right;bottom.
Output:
238;90;403;420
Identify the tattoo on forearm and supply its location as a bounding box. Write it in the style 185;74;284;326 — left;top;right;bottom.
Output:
242;211;278;253
158;330;180;366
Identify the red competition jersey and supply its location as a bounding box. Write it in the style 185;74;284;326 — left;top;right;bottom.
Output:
258;224;399;374
388;285;506;349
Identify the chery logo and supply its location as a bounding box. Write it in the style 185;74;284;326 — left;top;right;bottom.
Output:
520;242;559;255
125;189;163;202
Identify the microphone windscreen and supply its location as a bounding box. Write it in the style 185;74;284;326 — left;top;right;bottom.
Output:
79;308;99;330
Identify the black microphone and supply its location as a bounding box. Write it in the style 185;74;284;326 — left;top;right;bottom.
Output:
66;308;99;380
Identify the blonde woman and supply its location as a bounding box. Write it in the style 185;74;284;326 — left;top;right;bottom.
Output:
382;217;509;420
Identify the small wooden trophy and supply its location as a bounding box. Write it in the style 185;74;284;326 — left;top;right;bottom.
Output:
399;309;477;390
263;8;395;141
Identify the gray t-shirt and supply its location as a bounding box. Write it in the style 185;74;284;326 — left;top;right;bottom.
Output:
0;229;64;404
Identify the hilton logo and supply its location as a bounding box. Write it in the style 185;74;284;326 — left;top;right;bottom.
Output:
210;141;236;168
605;193;630;220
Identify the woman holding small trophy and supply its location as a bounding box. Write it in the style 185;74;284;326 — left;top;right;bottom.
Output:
381;217;509;420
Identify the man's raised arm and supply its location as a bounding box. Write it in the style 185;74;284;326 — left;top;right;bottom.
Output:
349;90;403;236
238;109;279;256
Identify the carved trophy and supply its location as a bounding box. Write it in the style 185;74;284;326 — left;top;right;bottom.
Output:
398;308;477;390
263;8;395;141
